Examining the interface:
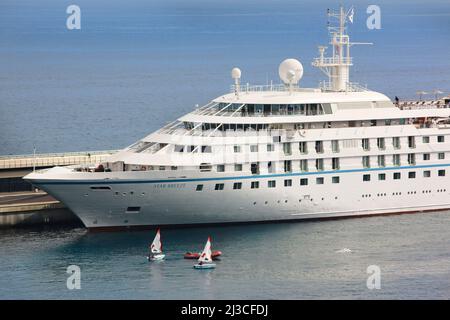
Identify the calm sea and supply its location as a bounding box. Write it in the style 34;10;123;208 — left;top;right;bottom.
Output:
0;211;449;299
0;0;449;299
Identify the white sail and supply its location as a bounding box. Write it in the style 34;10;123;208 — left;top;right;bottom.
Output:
150;228;162;254
198;236;213;263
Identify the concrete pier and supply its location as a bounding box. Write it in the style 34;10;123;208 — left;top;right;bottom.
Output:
0;150;117;228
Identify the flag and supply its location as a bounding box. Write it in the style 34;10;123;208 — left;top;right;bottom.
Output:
348;7;354;23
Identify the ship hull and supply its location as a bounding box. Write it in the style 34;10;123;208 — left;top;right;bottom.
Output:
25;164;450;230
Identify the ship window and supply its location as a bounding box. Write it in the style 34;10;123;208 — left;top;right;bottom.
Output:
316;177;324;185
159;166;165;170
217;165;225;172
300;160;308;172
300;178;308;186
234;145;241;153
90;186;111;190
408;136;416;148
273;136;281;143
201;146;212;153
332;157;340;170
299;142;308;154
423;154;430;161
251;163;260;175
233;182;242;190
408;172;416;179
171;166;178;170
378;155;386;167
331;140;340;153
393;154;401;166
377;138;386;150
378;173;386;181
267;144;275;152
199;163;212;172
196;184;203;191
234;164;243;171
267;161;275;173
438;136;445;143
362;156;370;168
174;145;184;152
393;137;401;149
126;207;140;213
284;160;292;173
268;180;276;188
423;171;431;178
283;143;292;155
362;138;370;151
315;159;324;171
393;172;401;180
214;183;224;190
284;179;292;187
438;153;445;160
423;136;430;143
315;141;324;153
251;181;259;189
438;170;445;177
332;176;340;184
363;174;371;182
408;153;416;165
250;145;258;152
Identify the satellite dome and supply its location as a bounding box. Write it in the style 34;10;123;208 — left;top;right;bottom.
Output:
278;59;303;85
231;67;241;79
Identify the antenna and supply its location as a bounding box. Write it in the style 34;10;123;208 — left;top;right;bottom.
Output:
231;67;241;98
312;6;372;91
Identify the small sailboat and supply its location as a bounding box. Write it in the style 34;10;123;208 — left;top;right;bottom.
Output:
148;228;165;261
193;236;216;269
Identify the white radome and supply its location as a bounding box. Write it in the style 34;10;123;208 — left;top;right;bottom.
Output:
231;67;241;79
278;58;303;85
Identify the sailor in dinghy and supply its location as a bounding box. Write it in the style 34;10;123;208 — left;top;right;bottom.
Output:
148;228;165;261
194;236;216;269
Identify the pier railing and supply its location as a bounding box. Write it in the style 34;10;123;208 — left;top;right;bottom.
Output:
0;150;118;170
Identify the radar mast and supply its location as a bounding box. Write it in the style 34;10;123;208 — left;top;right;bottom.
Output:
312;6;372;92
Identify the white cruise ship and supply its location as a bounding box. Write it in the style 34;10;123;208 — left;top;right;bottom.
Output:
25;7;450;230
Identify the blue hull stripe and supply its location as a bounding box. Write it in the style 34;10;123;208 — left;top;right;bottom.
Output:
29;163;450;186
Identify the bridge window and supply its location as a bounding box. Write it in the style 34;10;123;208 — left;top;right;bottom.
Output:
438;153;445;160
234;164;243;171
251;181;259;189
284;179;292;187
363;174;371;182
300;178;308;186
268;180;276;188
438;170;446;177
332;176;340;184
217;165;225;172
423;171;431;178
393;172;401;180
378;173;386;181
